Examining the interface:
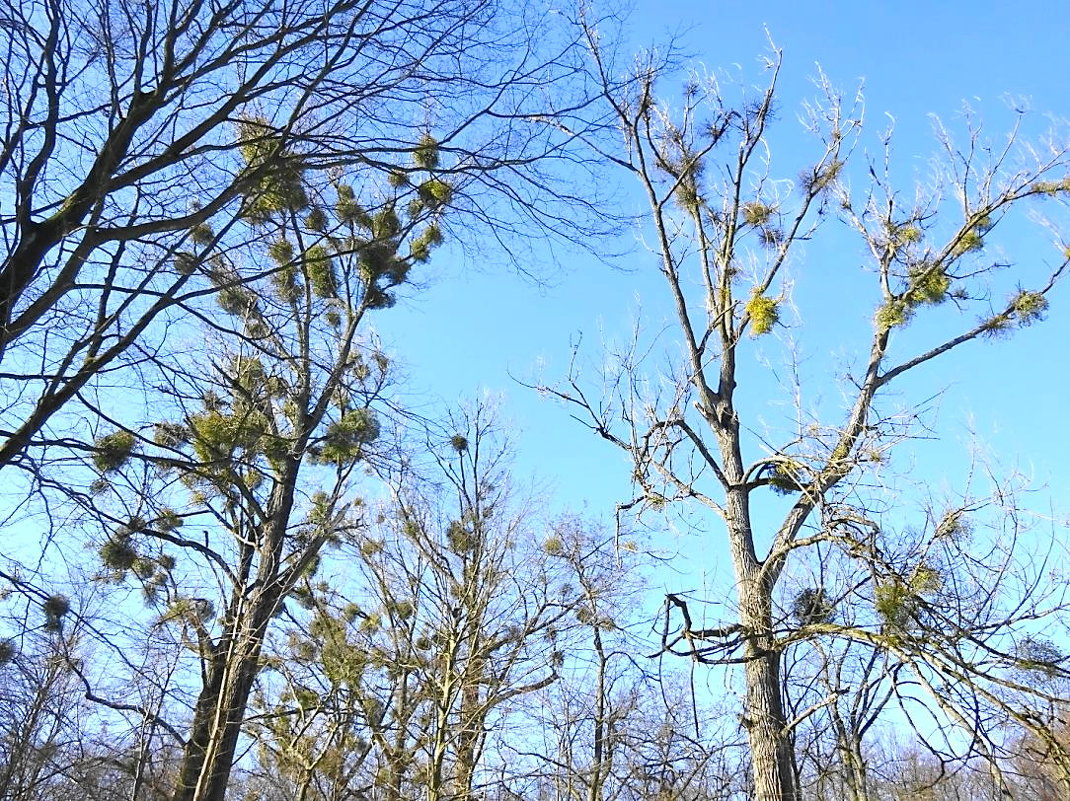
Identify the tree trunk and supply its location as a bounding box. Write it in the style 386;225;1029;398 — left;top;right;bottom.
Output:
743;648;796;800
171;588;278;801
842;734;870;801
724;480;798;801
739;581;797;801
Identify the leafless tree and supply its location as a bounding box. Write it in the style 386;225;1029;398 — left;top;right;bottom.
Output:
545;33;1070;800
0;0;604;481
245;403;588;801
0;3;614;796
65;151;458;800
508;522;747;801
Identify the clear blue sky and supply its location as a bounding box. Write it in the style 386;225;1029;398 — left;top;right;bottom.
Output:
377;0;1070;557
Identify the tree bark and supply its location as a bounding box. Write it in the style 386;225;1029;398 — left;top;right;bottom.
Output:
171;480;299;801
739;591;798;801
724;458;799;800
171;587;279;801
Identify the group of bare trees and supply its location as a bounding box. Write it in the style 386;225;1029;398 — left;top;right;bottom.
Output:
2;1;1070;799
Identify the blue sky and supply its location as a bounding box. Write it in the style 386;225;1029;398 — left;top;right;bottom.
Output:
377;0;1070;549
4;0;1064;777
0;0;1062;769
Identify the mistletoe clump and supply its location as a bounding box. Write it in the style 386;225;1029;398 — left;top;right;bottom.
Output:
746;290;779;336
314;408;380;464
791;588;835;625
93;431;137;473
237;117;309;221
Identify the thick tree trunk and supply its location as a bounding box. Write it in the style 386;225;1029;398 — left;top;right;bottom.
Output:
738;571;797;801
724;481;798;801
171;589;279;801
742;637;797;800
171;476;302;801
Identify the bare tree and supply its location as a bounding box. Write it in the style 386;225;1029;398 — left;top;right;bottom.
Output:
0;585;185;801
0;0;601;480
546;35;1070;801
0;629;83;801
509;522;746;801
66;148;458;800
246;403;586;801
0;3;611;796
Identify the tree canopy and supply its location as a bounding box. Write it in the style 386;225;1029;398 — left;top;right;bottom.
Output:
2;3;1070;801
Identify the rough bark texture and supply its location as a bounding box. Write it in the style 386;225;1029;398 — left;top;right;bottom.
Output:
171;474;303;801
723;417;799;800
171;585;283;801
737;571;798;801
744;649;795;801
